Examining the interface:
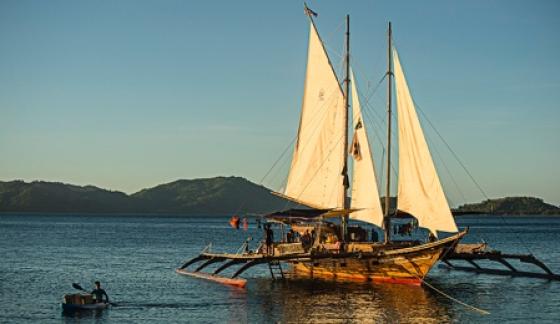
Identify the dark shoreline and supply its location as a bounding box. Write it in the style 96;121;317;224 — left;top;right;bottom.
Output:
1;212;559;217
0;212;235;217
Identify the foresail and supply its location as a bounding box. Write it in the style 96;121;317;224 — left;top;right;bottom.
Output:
284;21;346;209
349;71;384;226
393;48;458;235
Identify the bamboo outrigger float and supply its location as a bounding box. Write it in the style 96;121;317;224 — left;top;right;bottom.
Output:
176;5;559;288
440;243;560;281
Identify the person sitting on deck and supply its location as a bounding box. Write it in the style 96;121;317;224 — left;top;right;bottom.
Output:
91;281;109;304
334;240;341;253
428;232;437;242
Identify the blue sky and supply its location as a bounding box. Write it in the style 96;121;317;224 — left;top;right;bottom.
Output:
1;0;559;206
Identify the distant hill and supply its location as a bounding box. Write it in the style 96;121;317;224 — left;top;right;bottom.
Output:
0;177;292;215
1;178;559;215
455;197;560;215
131;177;292;214
0;180;132;213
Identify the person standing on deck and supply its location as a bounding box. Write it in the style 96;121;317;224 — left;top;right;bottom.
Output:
91;281;109;304
371;229;379;242
264;224;274;255
287;229;294;243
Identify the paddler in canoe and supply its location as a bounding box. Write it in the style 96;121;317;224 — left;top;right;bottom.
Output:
62;281;111;311
91;281;110;304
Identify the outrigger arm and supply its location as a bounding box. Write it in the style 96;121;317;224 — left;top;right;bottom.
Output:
441;245;560;281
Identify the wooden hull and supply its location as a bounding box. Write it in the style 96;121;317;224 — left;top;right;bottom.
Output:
289;232;465;285
291;246;441;285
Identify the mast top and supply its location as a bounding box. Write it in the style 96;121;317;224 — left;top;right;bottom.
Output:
304;3;318;18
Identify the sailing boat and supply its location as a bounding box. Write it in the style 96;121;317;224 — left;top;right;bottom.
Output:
178;7;560;287
267;11;466;284
177;9;465;287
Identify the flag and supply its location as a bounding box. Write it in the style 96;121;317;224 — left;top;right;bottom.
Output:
355;118;363;130
350;133;362;161
304;6;318;17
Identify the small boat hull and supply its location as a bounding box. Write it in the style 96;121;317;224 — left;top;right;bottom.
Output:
61;302;109;312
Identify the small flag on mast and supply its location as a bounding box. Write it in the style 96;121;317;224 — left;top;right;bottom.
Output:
304;4;318;17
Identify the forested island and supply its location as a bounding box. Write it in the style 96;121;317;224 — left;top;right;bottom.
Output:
0;177;559;215
454;197;560;215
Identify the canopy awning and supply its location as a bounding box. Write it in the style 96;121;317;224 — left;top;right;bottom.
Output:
264;208;360;224
265;208;329;224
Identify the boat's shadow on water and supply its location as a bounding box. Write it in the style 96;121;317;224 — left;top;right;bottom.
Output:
233;276;456;323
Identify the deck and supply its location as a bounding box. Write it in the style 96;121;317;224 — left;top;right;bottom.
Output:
176;238;560;288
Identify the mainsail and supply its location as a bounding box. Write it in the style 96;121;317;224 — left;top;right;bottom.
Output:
284;21;346;209
393;48;459;235
349;71;384;226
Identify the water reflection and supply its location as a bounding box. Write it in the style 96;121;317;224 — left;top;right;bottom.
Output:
227;287;248;324
61;308;106;322
243;278;453;323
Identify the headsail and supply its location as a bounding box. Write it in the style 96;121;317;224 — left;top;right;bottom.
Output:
284;21;346;209
393;48;458;235
349;71;384;226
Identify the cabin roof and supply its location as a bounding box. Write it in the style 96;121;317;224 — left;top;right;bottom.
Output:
264;208;329;224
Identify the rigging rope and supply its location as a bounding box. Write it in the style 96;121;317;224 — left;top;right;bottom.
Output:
353;75;400;184
415;103;489;201
233;84;345;215
424;132;468;205
232;88;340;215
414;101;535;255
374;37;534;255
283;69;395;210
393;242;490;315
282;85;388;210
421;278;490;315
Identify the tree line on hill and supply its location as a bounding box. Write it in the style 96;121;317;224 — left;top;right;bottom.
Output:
1;177;558;215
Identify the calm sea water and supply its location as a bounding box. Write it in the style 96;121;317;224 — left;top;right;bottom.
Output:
0;214;559;323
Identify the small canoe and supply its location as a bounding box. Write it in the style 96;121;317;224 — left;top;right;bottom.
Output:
62;302;109;312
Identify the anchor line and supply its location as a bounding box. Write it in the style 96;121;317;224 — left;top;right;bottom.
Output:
420;279;490;315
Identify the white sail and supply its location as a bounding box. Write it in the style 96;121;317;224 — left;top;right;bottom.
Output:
393;48;458;235
349;71;384;226
284;21;346;209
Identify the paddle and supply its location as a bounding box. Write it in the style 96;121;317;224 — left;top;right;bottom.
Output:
72;283;117;306
72;283;86;291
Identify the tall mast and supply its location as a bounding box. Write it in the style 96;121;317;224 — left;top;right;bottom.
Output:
341;14;350;243
384;22;393;243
